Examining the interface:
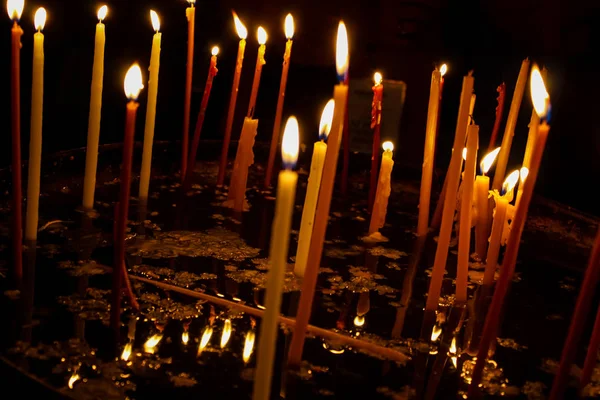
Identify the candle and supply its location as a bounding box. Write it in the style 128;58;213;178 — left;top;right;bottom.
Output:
225;117;258;212
416;66;441;236
522;68;547;170
264;14;294;189
483;171;519;286
368;141;394;234
294;99;334;277
515;166;529;210
434;63;447;139
138;10;162;205
247;27;267;117
288;21;349;366
217;11;247;187
368;72;384;213
456;124;478;303
425;72;474;312
111;64;144;333
473;147;501;259
24;7;46;242
340;69;350;196
487;83;506;150
180;0;196;181
82;5;108;210
184;46;219;192
492;58;530;191
8;0;24;283
253;117;299;400
470;65;550;395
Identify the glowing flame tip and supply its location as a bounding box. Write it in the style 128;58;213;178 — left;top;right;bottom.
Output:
121;343;133;361
97;5;108;22
68;373;80;389
243;331;255;363
257;26;267;44
480;147;501;174
143;334;163;354
182;331;189;345
502;170;520;194
284;13;294;39
124;63;144;100
319;99;335;141
382;141;394;152
431;325;442;342
374;72;383;85
7;0;24;20
440;64;448;76
220;319;232;349
34;8;47;31
198;326;213;355
336;21;349;81
211;46;220;56
462;147;468;161
353;315;365;327
530;64;550;119
150;10;160;32
282;117;300;169
520;167;529;183
232;11;247;39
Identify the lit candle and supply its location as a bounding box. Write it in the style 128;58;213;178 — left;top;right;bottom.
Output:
82;5;108;210
24;7;45;243
138;10;162;205
416;66;441;236
492;58;530;191
288;21;349;366
225;117;258;212
295;99;334;277
368;141;394;234
473;147;501;259
487;83;506;150
111;64;144;333
522;68;547;170
425;72;474;312
180;0;196;181
470;65;551;395
217;11;247;186
265;13;294;189
368;72;384;213
515;166;528;210
184;46;219;192
253;117;299;400
8;0;24;283
247;27;267;117
483;170;519;286
456;125;478;303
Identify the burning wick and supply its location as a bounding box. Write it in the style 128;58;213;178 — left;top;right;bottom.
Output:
68;371;80;389
449;336;458;368
121;342;133;361
243;330;256;363
182;331;189;345
143;334;163;354
220;319;232;348
198;326;213;356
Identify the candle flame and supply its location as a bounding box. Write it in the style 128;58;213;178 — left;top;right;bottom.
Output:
257;26;267;45
211;46;220;56
124;63;144;100
440;63;448;77
34;7;46;31
449;336;457;354
143;333;163;354
322;342;345;354
530;64;550;119
284;13;294;39
382;141;394;152
243;330;255;363
220;319;232;348
198;326;213;355
336;21;349;81
319;99;335;141
182;331;189;345
353;315;365;327
430;325;443;341
480;147;501;174
462;147;467;161
187;0;196;4
121;342;133;361
6;0;24;20
520;167;529;184
281;116;300;169
97;5;108;22
68;372;80;389
232;11;247;40
150;10;160;32
374;72;383;85
502;170;520;194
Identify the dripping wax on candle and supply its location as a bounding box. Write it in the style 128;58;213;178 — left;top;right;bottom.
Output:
473;147;500;259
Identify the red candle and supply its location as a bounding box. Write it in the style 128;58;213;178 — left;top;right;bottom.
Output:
469;65;550;396
368;72;383;213
8;0;24;284
111;64;144;334
184;47;219;192
180;0;196;182
488;83;506;150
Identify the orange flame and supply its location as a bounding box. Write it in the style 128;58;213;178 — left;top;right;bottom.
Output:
124;63;144;100
121;342;133;361
282;116;300;168
220;319;232;348
319;99;335;141
97;5;108;22
440;63;448;77
530;64;550;118
34;8;46;31
232;11;247;39
336;21;349;79
198;326;213;355
284;13;294;39
150;10;160;32
6;0;24;20
243;330;255;363
143;334;163;354
480;147;501;174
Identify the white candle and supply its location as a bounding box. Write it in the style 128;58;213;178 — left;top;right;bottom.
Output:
368;141;395;234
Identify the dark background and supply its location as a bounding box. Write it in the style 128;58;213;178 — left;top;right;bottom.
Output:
0;0;598;216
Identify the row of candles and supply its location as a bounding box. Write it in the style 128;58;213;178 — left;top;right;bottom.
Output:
6;1;600;399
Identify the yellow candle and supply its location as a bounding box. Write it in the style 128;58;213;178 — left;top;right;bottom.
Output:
416;67;441;237
474;147;500;259
288;21;349;366
226;117;258;212
425;72;474;312
492;58;530;190
253;117;299;400
82;5;108;210
138;10;162;205
247;27;267;118
24;8;46;242
294;99;334;277
456;124;478;303
368;141;395;234
218;12;247;186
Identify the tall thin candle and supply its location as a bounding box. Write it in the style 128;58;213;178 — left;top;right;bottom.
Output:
368;72;384;213
288;22;349;366
217;12;247;186
82;5;108;210
368;141;394;234
247;27;267;118
24;7;46;242
487;83;506;150
580;228;600;388
138;10;162;204
253;117;299;400
264;14;294;189
180;0;195;181
473;147;501;259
